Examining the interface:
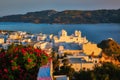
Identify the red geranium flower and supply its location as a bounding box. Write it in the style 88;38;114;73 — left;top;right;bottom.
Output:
21;48;26;53
4;68;8;73
27;58;32;63
10;60;14;63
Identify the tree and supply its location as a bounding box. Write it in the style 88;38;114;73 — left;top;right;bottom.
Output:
74;70;93;80
60;66;75;80
53;59;60;73
74;62;120;80
62;59;70;66
94;62;120;80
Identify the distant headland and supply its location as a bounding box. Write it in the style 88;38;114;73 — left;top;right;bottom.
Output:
0;9;120;24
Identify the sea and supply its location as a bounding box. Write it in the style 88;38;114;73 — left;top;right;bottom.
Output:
0;22;120;44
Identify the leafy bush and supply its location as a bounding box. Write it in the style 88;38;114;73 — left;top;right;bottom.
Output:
0;45;51;80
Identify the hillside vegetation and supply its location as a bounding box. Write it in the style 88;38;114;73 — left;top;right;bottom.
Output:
98;39;120;63
98;39;120;56
0;9;120;24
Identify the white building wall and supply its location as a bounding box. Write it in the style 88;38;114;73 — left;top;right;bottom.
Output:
71;63;95;72
0;38;4;44
83;42;102;56
54;30;88;44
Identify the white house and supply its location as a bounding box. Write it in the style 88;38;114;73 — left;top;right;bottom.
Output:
59;55;100;72
82;42;102;56
34;41;53;54
9;32;21;40
57;42;82;56
0;38;4;44
2;43;10;50
54;75;69;80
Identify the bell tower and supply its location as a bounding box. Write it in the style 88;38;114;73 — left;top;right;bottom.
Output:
75;30;81;37
59;29;67;37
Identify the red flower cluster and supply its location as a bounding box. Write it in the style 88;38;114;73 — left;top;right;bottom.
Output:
4;68;8;73
0;45;52;80
27;58;32;63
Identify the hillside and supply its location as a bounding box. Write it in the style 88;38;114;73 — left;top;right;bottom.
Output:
98;39;120;56
0;9;120;24
98;39;120;64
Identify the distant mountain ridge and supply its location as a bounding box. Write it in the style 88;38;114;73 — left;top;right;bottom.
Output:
0;9;120;24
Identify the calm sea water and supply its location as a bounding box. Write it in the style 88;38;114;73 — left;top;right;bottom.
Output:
0;22;120;43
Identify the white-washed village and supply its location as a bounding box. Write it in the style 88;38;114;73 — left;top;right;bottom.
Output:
0;29;117;80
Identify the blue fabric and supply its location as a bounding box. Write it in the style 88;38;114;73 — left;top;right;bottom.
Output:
38;67;50;77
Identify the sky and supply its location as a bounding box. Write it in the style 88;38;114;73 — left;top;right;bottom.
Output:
0;0;120;17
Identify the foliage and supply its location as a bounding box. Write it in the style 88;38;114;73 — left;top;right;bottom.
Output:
53;59;60;72
51;51;60;73
93;62;120;80
53;58;75;80
62;59;69;66
53;58;74;80
59;66;75;80
74;70;93;80
0;45;51;80
74;62;120;80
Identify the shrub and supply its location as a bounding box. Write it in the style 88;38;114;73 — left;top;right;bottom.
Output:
0;45;51;80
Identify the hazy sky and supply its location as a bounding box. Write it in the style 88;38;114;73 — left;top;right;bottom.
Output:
0;0;120;17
